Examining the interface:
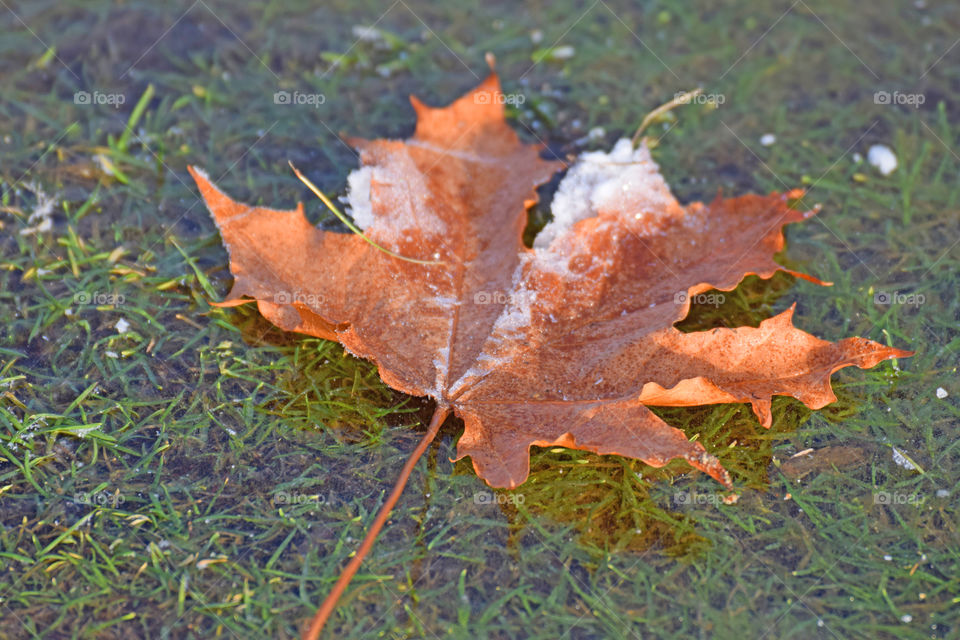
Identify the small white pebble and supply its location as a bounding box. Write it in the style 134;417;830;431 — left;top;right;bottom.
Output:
901;614;912;623
588;126;605;141
351;25;385;44
115;318;130;334
868;144;898;175
760;133;776;146
936;387;948;399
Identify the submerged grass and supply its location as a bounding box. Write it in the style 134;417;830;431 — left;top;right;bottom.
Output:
1;1;958;639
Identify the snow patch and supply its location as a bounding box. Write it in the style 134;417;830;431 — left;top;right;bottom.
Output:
891;446;917;470
344;166;375;229
535;138;678;249
343;150;447;238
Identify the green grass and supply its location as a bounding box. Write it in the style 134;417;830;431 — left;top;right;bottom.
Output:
1;1;958;638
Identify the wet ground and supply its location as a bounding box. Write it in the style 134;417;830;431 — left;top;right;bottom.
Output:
0;1;958;638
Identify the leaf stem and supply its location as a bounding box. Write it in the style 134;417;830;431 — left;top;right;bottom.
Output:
302;405;451;640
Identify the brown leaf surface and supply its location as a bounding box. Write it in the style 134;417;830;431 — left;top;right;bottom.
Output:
189;71;911;489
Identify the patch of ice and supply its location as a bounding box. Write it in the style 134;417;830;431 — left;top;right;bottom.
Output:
431;345;451;395
490;287;536;339
432;295;460;308
892;446;917;470
868;144;898;175
72;425;100;438
19;182;58;236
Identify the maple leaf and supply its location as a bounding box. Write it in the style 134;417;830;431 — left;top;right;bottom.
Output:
189;71;908;488
187;68;911;637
